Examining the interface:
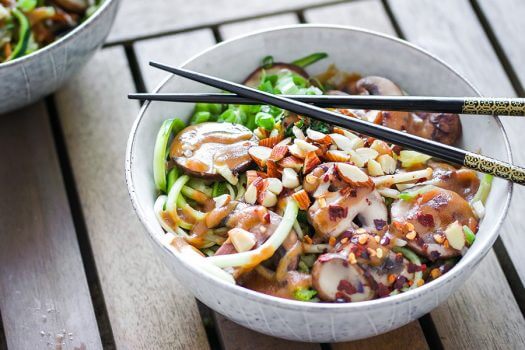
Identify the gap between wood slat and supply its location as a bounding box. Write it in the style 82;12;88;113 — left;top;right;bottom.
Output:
493;237;525;316
45;97;117;349
380;0;404;38
103;0;349;47
124;46;147;94
0;309;7;350
469;0;524;96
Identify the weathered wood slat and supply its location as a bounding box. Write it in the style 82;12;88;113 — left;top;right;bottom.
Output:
304;0;396;35
219;13;299;40
305;3;429;348
134;29;216;91
387;0;525;347
0;103;102;350
134;24;323;349
108;0;339;43
53;47;210;350
475;0;525;286
214;314;320;350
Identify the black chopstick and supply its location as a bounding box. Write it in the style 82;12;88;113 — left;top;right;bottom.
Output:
128;92;525;116
148;61;525;185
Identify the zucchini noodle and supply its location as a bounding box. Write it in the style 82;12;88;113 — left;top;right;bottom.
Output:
207;199;298;268
166;175;193;230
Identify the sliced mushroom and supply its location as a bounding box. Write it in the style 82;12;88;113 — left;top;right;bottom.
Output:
390;187;478;260
354;76;404;96
243;63;309;88
170;122;258;179
53;0;88;13
408;112;462;146
305;163;388;238
424;161;480;201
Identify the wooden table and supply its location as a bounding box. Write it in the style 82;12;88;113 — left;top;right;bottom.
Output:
1;0;524;348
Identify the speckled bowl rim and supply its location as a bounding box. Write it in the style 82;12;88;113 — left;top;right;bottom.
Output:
0;0;116;69
126;24;513;313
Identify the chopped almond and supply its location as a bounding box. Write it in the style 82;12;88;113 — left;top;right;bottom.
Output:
269;145;288;161
259;134;283;148
303;151;321;174
292;189;311;210
278;156;303;172
249;146;272;168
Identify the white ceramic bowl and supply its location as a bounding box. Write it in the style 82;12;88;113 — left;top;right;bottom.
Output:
126;25;512;342
0;0;119;114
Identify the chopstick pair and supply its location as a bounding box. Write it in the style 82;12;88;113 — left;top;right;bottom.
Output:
128;93;525;116
141;61;525;185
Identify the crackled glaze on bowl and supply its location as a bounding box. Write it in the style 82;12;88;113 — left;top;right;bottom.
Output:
0;0;119;114
125;25;512;342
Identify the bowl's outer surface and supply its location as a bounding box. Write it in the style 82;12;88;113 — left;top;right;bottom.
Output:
126;25;512;342
0;0;119;114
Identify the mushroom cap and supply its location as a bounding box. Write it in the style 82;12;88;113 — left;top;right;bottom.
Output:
312;253;374;302
243;63;309;88
54;0;88;13
170;122;257;179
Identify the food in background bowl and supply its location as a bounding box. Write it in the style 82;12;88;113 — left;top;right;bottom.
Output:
0;0;103;63
151;52;492;303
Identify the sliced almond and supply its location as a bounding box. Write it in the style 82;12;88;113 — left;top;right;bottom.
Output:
356;148;379;164
276;137;292;147
303;151;321;174
246;170;259;186
304;173;320;193
292;189;311;210
295;139;319;153
444;221;465;250
370;140;392;155
325;150;351;162
282;168;300;189
249;146;272;168
288;144;307;159
244;183;258;204
367;159;384;176
266;159;281;178
259;190;278;207
265;178;283;195
348;150;365;167
259;134;284;148
215;164;238;185
228;228;257;252
278;155;303;171
333;127;359;140
306;128;332;144
336;163;371;186
269;145;288;161
329;133;356;152
213;194;231;208
377;154;397;174
292;126;306;140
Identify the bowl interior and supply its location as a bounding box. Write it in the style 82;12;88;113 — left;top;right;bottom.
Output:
127;26;511;309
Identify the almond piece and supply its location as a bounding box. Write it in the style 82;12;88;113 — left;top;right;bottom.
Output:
329;133;356;152
282;168;299;189
266;159;281;178
325;149;351;162
249;146;272;168
292;126;306;140
367;159;384;176
292;189;311;210
244;183;258;204
246;170;259;186
213;194;231;208
288;144;307;159
333;127;359;140
259;190;278;207
276;137;292;147
348;150;365;167
269;145;288;161
295;139;319;153
306;128;332;144
303;151;321;174
215;164;238;185
228;228;257;252
370;140;392;155
356;147;379;164
259;134;284;148
377;154;397;174
278;156;303;171
265;178;283;195
444;221;465;250
336;163;371;186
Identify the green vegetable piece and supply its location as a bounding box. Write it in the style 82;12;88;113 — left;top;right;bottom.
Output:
463;225;476;246
153;119;185;193
398;185;434;201
293;288;318;302
298;260;309;274
212;182;229;198
471;174;493;205
255;112;275;131
195;103;223;116
291;52;328;68
191;111;211;124
262;55;274;69
7;8;30;60
17;0;37;12
166;167;180;193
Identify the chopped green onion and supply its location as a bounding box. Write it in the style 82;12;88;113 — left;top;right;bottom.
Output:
17;0;37;12
191;111;211;124
471;174;493;205
291;52;328;68
398;185;435;201
398;150;432;168
7;8;30;60
154;119;181;192
463;225;476;246
262;55;274;69
255;112;275;131
195;102;223;116
293;287;318;301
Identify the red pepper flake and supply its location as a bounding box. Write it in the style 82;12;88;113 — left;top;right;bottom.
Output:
328;205;348;221
407;263;422;273
417;213;434;227
337;280;357;295
263;212;271;224
376;283;391;298
393;275;408;290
